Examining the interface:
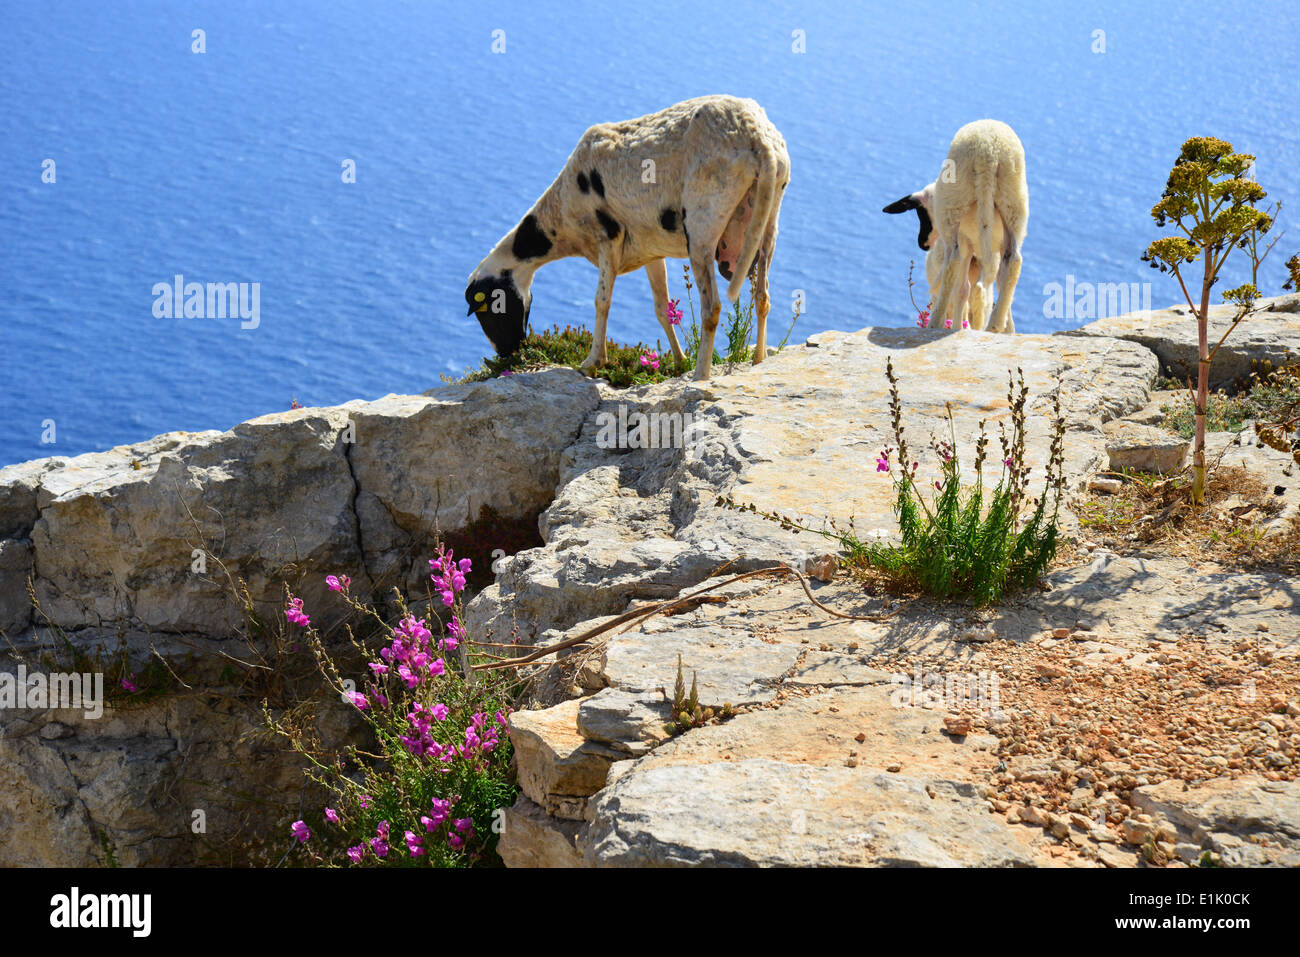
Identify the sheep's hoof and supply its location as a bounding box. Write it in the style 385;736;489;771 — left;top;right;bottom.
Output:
578;357;604;377
751;349;766;366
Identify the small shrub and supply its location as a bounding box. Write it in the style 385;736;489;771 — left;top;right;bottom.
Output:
855;361;1067;606
663;654;729;735
719;361;1068;607
270;544;518;867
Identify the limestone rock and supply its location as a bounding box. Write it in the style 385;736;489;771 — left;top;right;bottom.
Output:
468;330;1158;645
583;759;1037;867
0;538;33;634
1104;421;1188;474
1061;293;1300;389
1131;776;1300;867
497;794;587;868
576;688;673;755
506;699;622;820
28;414;361;635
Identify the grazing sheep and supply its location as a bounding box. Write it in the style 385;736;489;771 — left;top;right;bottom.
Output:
465;95;790;380
883;119;1028;333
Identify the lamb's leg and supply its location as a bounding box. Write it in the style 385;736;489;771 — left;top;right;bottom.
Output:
964;258;984;331
929;236;965;331
989;242;1022;335
950;245;975;332
580;244;616;374
645;259;685;364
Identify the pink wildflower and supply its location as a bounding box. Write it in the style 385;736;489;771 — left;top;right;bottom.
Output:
326;574;350;592
666;299;683;325
121;674;137;693
346;844;366;863
285;596;310;628
405;830;424;856
290;820;311;844
325;807;339;825
916;310;931;329
640;351;660;372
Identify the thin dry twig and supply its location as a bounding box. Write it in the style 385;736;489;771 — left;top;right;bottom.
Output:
471;564;897;672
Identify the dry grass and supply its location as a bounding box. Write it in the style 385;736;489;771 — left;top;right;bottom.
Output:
1077;465;1298;572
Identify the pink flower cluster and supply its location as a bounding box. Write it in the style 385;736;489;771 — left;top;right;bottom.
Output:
665;299;683;326
916;309;970;330
381;616;447;690
640;351;661;372
429;549;471;611
285;596;310;627
401;700;453;760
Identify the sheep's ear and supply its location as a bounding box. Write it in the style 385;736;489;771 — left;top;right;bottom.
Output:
883;195;919;214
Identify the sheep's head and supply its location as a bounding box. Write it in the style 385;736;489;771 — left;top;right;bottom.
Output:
883;184;936;251
466;270;530;356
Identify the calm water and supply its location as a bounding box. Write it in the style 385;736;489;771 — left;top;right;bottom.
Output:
2;0;1297;465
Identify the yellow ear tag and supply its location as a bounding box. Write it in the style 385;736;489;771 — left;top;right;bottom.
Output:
474;292;486;302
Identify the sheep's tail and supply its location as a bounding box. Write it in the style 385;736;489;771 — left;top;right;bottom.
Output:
727;144;781;303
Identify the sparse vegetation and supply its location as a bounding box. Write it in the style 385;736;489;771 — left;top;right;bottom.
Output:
664;654;731;735
1078;465;1297;571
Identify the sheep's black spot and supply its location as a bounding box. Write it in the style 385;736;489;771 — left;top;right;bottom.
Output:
589;169;605;198
659;207;678;231
595;208;621;240
577;172;590;194
682;209;690;251
512;214;553;260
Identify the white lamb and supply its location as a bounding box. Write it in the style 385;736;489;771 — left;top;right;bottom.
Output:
883;119;1028;333
465;95;791;380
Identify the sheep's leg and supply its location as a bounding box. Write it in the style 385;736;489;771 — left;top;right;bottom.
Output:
690;246;722;380
682;184;749;381
751;215;778;364
644;259;685;364
580;244;616;374
989;242;1022;335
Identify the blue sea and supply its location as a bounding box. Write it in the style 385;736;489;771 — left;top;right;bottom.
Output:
2;0;1297;466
